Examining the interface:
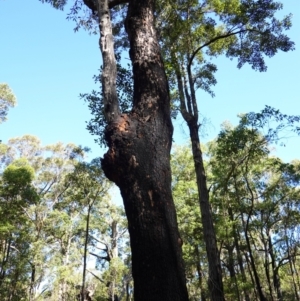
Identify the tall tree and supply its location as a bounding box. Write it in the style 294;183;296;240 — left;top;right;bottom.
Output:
100;1;189;299
62;159;111;301
208;108;300;301
171;145;209;300
0;158;38;301
38;1;294;300
42;0;189;300
0;135;90;300
0;83;16;125
82;1;294;298
155;1;294;299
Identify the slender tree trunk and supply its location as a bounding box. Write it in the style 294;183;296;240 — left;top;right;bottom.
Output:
81;205;92;301
108;220;119;301
100;1;189;300
242;212;267;301
228;207;251;301
29;262;36;301
285;228;300;301
172;53;224;300
0;238;11;285
59;237;72;301
226;243;241;301
262;229;274;301
268;234;282;301
195;245;207;301
188;120;225;301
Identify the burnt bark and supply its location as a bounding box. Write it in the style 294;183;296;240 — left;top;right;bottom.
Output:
99;0;189;300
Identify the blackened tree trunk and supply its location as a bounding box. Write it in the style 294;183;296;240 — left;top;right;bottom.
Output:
98;0;189;300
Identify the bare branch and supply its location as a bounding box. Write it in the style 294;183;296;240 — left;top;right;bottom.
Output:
87;269;105;283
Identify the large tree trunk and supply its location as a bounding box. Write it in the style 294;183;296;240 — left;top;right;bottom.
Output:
100;0;189;300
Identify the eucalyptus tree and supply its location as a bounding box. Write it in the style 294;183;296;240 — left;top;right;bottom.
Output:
0;135;88;300
170;108;300;301
208;108;300;301
38;0;295;299
80;1;294;298
40;0;189;300
0;158;38;301
155;1;294;299
171;145;209;300
88;201;131;301
62;159;114;301
0;83;16;125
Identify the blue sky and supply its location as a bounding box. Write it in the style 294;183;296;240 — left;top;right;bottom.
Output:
1;0;299;162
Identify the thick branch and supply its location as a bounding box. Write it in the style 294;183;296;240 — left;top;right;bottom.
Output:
187;55;198;121
90;252;110;262
108;0;128;9
172;54;192;123
83;0;129;12
97;0;120;122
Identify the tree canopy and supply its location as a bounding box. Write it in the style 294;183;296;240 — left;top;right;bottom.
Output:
0;83;16;124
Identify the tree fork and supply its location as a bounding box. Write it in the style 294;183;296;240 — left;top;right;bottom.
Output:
99;0;189;300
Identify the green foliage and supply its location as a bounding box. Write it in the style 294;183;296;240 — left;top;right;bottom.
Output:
0;83;16;125
81;59;133;147
0;135;126;300
171;145;209;299
207;109;300;300
170;107;300;300
157;0;294;115
240;105;300;143
3;158;35;186
38;0;67;10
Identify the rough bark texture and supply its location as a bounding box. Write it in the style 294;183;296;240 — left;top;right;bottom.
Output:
101;0;189;300
97;0;120;121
